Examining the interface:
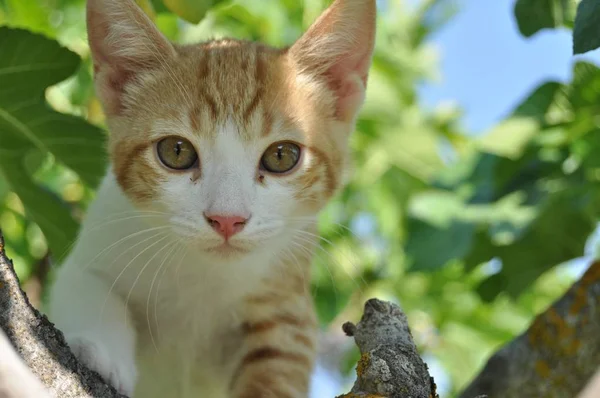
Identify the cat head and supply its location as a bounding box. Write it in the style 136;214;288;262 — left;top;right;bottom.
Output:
87;0;376;258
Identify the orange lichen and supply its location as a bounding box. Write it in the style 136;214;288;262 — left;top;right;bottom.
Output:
526;262;600;363
569;261;600;316
548;308;574;339
562;339;581;356
534;360;551;378
356;353;371;378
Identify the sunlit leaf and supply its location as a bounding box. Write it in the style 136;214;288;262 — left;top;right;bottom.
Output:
0;152;78;259
163;0;216;24
0;27;106;255
477;117;539;160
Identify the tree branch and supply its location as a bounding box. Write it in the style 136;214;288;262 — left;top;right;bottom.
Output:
0;328;50;398
1;228;598;398
337;298;439;398
460;261;600;398
0;232;125;398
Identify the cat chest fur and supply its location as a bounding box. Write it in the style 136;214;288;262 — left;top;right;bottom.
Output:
116;246;270;398
130;290;248;398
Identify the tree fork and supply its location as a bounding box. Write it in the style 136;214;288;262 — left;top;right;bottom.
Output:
0;230;598;397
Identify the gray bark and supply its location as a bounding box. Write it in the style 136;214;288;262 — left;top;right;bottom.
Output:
338;298;438;398
460;261;600;398
0;233;125;398
0;329;50;398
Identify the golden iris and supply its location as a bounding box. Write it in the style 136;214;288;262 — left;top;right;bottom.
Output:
156;137;198;170
260;142;301;173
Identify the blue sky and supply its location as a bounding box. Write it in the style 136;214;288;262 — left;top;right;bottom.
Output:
417;0;600;134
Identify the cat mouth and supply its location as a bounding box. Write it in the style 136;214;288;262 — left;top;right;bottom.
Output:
206;242;249;255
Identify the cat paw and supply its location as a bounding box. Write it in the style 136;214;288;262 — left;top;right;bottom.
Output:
67;335;137;396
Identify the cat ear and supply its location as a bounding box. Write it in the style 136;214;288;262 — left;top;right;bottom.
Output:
289;0;376;122
87;0;176;115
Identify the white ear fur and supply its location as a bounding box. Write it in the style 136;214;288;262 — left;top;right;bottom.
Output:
87;0;176;115
289;0;376;121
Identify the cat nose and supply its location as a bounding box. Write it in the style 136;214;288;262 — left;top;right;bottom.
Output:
204;214;249;240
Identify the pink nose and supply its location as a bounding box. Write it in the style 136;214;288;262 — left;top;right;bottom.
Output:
204;214;248;240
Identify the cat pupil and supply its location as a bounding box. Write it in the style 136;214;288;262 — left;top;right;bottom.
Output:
175;142;181;156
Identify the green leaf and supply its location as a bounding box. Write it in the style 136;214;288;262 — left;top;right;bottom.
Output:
512;82;564;120
1;0;54;36
477;117;539;160
162;0;217;24
514;0;576;37
0;27;107;256
405;218;474;272
569;61;600;109
573;0;600;54
0;27;106;187
0;152;78;259
465;188;599;301
135;0;157;20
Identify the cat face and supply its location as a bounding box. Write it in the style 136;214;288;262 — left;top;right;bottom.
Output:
87;0;375;257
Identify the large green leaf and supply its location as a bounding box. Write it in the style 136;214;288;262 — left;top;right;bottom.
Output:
405;218;474;272
512;81;565;120
0;152;78;261
0;27;107;256
514;0;576;37
573;0;600;54
465;188;599;301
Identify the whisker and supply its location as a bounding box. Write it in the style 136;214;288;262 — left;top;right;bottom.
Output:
289;239;338;302
292;232;363;294
279;216;366;243
282;247;309;296
81;213;170;236
294;228;367;288
55;210;172;260
125;238;176;312
79;225;173;274
100;234;171;324
147;241;182;351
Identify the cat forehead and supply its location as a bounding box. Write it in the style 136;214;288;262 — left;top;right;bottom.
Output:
130;40;298;139
178;40;287;114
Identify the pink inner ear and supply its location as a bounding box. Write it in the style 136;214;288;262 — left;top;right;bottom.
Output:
325;52;372;121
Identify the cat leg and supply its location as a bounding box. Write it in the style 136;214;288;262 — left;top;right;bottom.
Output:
231;293;317;398
48;267;138;396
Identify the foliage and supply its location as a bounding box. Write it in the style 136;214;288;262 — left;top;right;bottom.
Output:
573;0;600;54
0;0;598;396
514;0;576;37
0;27;105;259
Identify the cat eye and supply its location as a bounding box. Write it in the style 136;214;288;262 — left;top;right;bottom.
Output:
260;142;301;174
156;136;198;170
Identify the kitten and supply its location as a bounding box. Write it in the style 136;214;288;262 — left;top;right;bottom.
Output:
47;0;375;396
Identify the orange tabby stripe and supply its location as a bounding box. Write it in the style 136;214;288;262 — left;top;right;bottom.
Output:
241;346;311;368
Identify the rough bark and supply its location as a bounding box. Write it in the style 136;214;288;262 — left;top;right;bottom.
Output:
0;232;125;398
0;328;50;398
337;298;438;398
460;261;600;398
